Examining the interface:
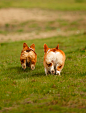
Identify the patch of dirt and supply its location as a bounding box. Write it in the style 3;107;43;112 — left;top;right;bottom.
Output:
0;8;86;42
0;8;86;25
0;30;83;43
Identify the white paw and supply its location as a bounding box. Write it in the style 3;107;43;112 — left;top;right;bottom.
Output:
56;71;60;75
45;68;48;76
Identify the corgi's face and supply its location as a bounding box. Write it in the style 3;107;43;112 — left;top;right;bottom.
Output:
44;52;55;74
43;44;65;75
20;43;37;70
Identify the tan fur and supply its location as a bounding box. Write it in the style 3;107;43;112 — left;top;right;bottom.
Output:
20;43;37;70
43;44;65;75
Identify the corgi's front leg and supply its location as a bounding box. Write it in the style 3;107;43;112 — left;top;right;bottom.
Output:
44;68;48;76
56;70;60;75
56;64;62;76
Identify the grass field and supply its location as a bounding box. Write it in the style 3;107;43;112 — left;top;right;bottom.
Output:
0;0;86;112
0;0;86;10
0;34;86;112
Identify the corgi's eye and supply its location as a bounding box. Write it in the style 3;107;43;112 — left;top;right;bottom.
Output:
26;50;29;52
21;59;24;63
58;65;62;68
47;63;52;67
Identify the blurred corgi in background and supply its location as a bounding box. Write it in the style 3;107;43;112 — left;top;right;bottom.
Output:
43;44;65;76
20;43;37;70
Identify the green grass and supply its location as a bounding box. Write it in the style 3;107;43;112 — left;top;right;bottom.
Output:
0;0;86;112
0;34;86;112
0;0;86;10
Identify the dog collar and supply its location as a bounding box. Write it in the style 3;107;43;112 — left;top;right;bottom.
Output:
25;47;34;53
29;47;34;51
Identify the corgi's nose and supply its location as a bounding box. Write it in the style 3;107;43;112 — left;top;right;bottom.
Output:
22;64;26;70
51;70;55;74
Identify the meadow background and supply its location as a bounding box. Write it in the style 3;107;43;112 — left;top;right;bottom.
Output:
0;0;86;113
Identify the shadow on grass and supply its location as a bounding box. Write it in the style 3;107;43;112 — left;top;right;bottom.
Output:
9;66;31;73
7;66;45;79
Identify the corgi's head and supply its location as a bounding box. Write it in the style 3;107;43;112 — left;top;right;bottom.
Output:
44;44;59;54
20;43;37;70
23;43;35;51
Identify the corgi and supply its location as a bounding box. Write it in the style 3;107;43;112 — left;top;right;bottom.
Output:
20;43;37;70
43;44;65;76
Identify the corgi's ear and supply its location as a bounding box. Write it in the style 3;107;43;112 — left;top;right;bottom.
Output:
56;44;59;49
30;43;35;51
44;44;49;53
23;43;28;50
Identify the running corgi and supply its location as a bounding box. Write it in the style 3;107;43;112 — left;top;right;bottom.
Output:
20;43;37;70
43;44;65;75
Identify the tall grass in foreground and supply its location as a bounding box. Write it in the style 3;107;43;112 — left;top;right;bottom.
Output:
0;34;86;112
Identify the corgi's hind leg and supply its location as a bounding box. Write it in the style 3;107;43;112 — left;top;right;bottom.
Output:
30;60;36;70
56;64;63;75
21;59;26;70
31;64;35;70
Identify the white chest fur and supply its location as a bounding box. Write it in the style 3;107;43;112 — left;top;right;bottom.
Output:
46;51;63;65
